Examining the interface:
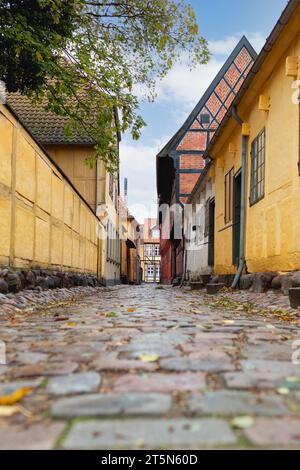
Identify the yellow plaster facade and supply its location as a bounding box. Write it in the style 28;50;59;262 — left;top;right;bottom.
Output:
45;145;106;212
47;144;121;286
97;169;121;286
211;7;300;275
119;206;140;284
0;104;99;274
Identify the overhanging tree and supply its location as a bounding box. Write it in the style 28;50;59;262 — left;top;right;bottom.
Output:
0;0;209;169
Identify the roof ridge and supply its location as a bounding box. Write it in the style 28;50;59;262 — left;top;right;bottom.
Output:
157;36;257;158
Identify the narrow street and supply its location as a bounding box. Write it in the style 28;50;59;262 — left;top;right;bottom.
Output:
1;284;300;449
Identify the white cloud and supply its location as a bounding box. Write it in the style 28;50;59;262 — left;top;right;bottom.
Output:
155;57;223;107
209;32;265;57
120;32;267;217
153;32;265;109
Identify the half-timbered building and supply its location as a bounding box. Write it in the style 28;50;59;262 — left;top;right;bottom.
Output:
157;36;257;284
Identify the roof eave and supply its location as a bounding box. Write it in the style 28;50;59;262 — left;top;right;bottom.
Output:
203;0;300;161
157;35;258;159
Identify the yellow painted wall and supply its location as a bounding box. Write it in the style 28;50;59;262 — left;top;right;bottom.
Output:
120;212;140;283
212;14;300;275
96;168;121;285
45;145;105;211
0;104;99;274
121;240;127;278
129;248;137;284
214;124;242;274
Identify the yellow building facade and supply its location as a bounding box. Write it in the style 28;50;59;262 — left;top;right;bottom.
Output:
119;199;141;284
209;1;300;275
97;170;121;286
46;144;121;285
0;103;99;274
1;92;122;285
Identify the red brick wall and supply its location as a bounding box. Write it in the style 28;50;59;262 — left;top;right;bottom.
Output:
160;238;172;285
159;44;255;284
177;131;207;152
180;155;205;170
179;197;189;204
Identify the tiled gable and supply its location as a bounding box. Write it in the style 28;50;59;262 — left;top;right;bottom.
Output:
157;38;257;205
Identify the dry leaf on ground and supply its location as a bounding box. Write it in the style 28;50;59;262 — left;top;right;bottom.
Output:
0;387;33;406
139;353;159;363
0;406;20;417
231;416;254;429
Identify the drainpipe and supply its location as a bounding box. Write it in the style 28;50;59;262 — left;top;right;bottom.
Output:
298;91;300;176
180;241;188;288
95;156;99;214
231;106;249;289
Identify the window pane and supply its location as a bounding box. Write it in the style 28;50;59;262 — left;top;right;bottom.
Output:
225;168;233;224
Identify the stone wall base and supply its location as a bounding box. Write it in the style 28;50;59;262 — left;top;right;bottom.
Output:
239;272;300;295
188;271;300;296
0;268;99;294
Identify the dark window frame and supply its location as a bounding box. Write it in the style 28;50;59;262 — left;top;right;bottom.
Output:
204;199;210;238
250;129;266;206
224;167;234;224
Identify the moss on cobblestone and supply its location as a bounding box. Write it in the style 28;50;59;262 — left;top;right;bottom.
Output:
1;285;300;449
207;295;300;324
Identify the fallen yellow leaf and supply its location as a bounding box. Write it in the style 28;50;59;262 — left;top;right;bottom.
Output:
223;320;235;325
231;416;254;429
277;387;290;395
0;387;33;406
127;308;136;313
139;353;159;363
66;322;77;327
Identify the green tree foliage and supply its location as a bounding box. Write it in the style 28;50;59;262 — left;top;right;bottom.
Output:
0;0;209;169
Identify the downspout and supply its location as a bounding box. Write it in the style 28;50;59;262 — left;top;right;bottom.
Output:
298;90;300;176
95;156;100;282
180;239;187;288
231;106;249;289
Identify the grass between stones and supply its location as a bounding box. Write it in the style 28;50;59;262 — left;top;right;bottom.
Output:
53;415;258;450
205;296;299;324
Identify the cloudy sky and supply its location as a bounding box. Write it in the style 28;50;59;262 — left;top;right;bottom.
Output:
120;0;287;224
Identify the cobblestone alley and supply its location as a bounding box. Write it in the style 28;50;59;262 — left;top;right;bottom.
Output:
1;284;300;449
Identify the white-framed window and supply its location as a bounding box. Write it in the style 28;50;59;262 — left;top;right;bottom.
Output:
147;265;154;276
154;245;160;256
145;245;152;257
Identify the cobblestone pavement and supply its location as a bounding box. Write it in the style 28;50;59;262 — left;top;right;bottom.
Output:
1;284;300;450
